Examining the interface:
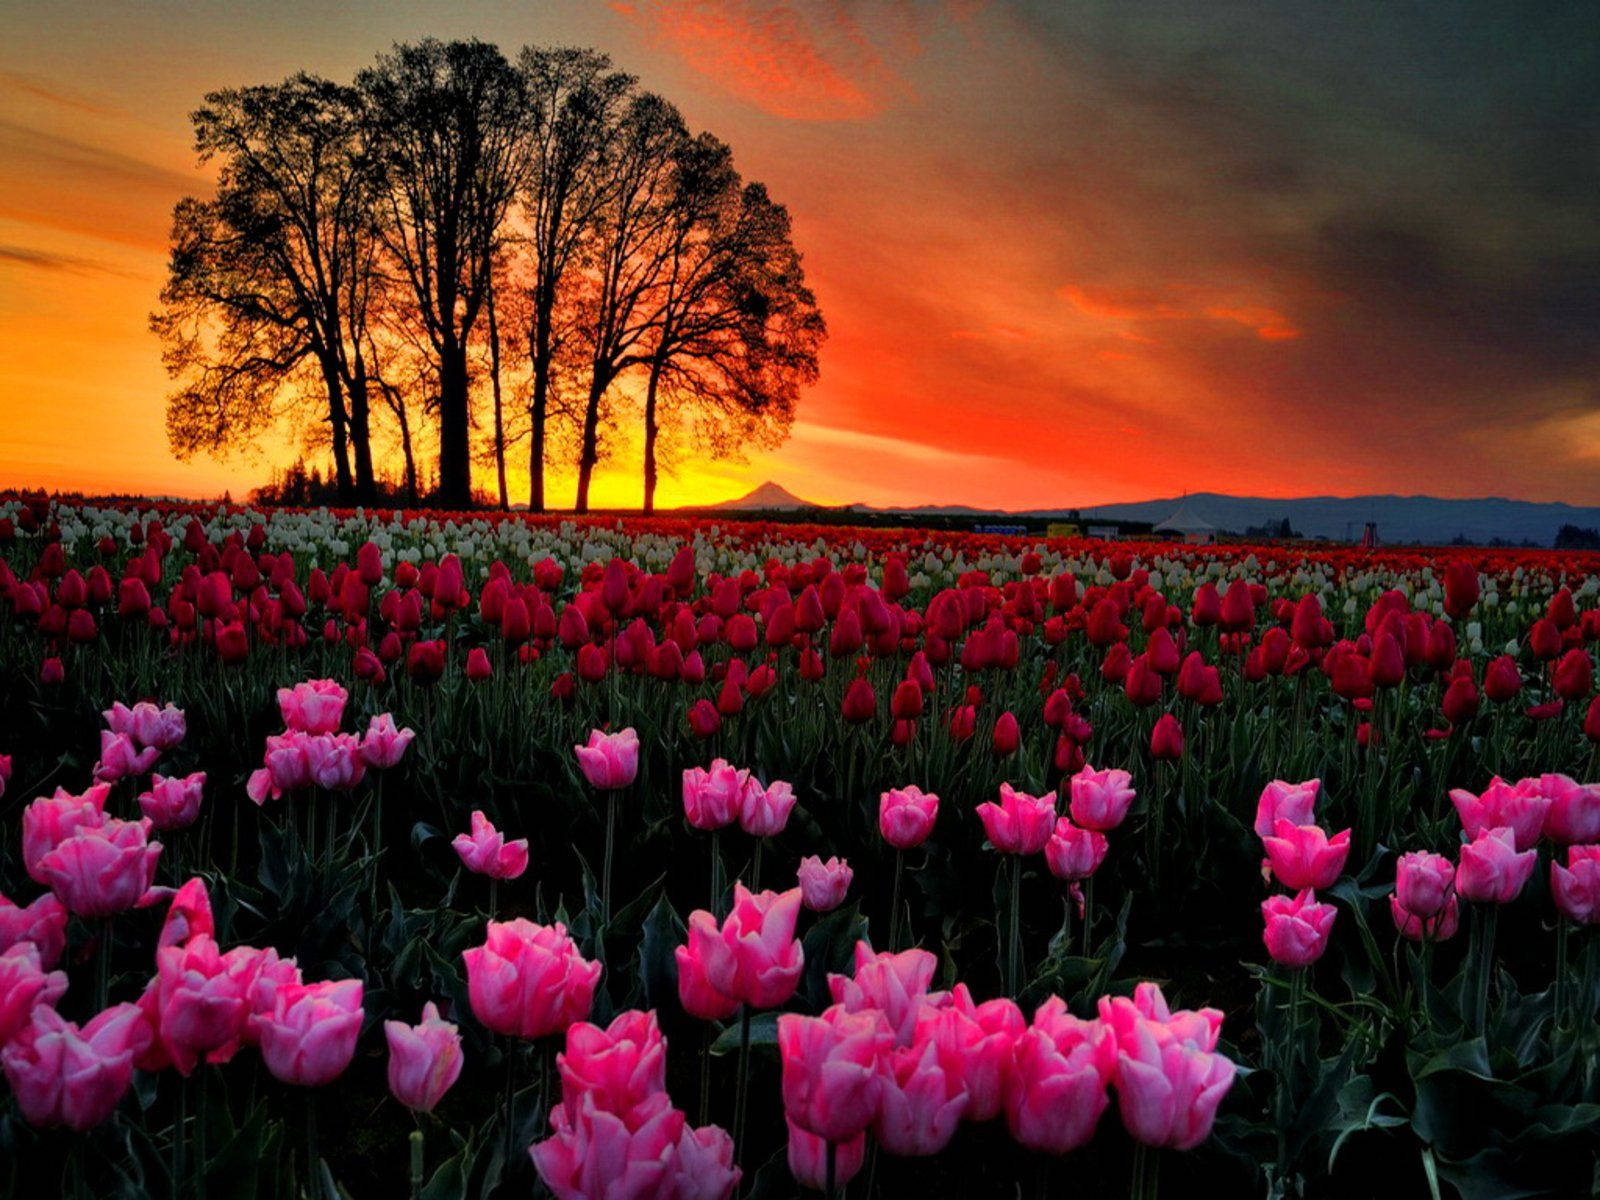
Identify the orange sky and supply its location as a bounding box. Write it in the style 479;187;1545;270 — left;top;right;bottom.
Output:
3;2;1598;509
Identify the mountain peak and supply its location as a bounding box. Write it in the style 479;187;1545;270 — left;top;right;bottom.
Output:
708;481;818;511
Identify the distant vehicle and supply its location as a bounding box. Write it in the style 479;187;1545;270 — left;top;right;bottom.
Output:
974;523;1028;536
1086;525;1120;540
1046;522;1081;538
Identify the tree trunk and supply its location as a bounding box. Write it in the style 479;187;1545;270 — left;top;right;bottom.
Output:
574;372;605;515
320;356;354;504
527;301;552;513
397;401;418;505
347;355;376;504
437;344;471;508
488;281;508;510
643;354;665;515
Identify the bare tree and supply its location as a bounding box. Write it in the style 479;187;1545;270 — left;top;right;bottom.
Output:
568;92;687;513
358;40;528;508
153;74;379;501
632;137;824;511
515;48;635;512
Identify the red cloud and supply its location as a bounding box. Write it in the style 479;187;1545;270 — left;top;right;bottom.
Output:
612;0;912;121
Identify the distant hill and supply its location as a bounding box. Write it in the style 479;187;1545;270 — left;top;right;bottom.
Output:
706;481;819;511
682;482;1600;546
1071;493;1600;546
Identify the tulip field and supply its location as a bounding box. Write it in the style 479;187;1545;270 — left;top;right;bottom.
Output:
6;497;1600;1199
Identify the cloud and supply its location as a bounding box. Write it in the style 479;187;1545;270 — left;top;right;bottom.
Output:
0;243;135;278
612;0;917;121
1060;283;1300;341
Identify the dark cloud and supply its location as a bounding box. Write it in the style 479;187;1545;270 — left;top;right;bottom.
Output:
0;242;132;277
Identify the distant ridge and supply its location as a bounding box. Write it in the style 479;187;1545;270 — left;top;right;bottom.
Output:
681;482;1600;546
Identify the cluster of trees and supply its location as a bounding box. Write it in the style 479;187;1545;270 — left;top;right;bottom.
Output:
153;40;825;512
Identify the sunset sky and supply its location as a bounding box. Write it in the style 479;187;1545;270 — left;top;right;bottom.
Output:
2;1;1597;509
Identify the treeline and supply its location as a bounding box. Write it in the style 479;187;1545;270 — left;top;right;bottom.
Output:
153;40;825;512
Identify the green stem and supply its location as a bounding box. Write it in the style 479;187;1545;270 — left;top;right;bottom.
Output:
305;1095;319;1199
196;1070;207;1200
172;1075;187;1200
887;849;905;951
96;918;112;1011
825;1139;837;1199
602;790;617;927
733;1005;752;1158
1555;917;1570;1032
409;1129;424;1200
1008;855;1023;996
710;829;725;917
1082;874;1095;958
1474;905;1498;1038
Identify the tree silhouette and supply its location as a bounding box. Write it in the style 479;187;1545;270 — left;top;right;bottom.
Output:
155;39;822;511
153;74;380;501
358;39;528;509
635;137;824;512
517;48;635;513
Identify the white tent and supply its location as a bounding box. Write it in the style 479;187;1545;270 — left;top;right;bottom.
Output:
1153;502;1216;544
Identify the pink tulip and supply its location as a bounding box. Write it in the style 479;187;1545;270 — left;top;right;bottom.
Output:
686;884;804;1010
1261;820;1351;891
1536;775;1600;845
674;938;740;1021
1068;765;1136;832
359;713;415;769
1262;889;1337;967
918;985;1022;1122
238;947;302;1047
277;679;348;734
452;810;529;880
681;760;748;831
786;1117;865;1190
38;815;161;918
1551;845;1600;925
0;942;67;1045
574;728;640;790
138;771;206;831
828;942;942;1046
670;1121;742;1200
302;732;366;791
0;890;68;967
1097;982;1224;1054
1045;818;1108;881
1456;826;1537;904
22;784;110;883
874;1031;968;1156
879;786;939;849
1253;779;1320;839
1105;1013;1235;1149
797;855;852;912
739;777;797;838
977;783;1056;855
255;978;363;1086
247;731;314;804
1;1002;152;1129
531;1092;685;1200
1394;851;1454;919
104;700;187;751
156;877;214;949
1450;778;1549;851
463;919;600;1040
1004;996;1115;1154
1390;893;1460;941
149;934;255;1073
384;1001;463;1112
556;1009;667;1126
778;1005;891;1142
94;731;162;783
